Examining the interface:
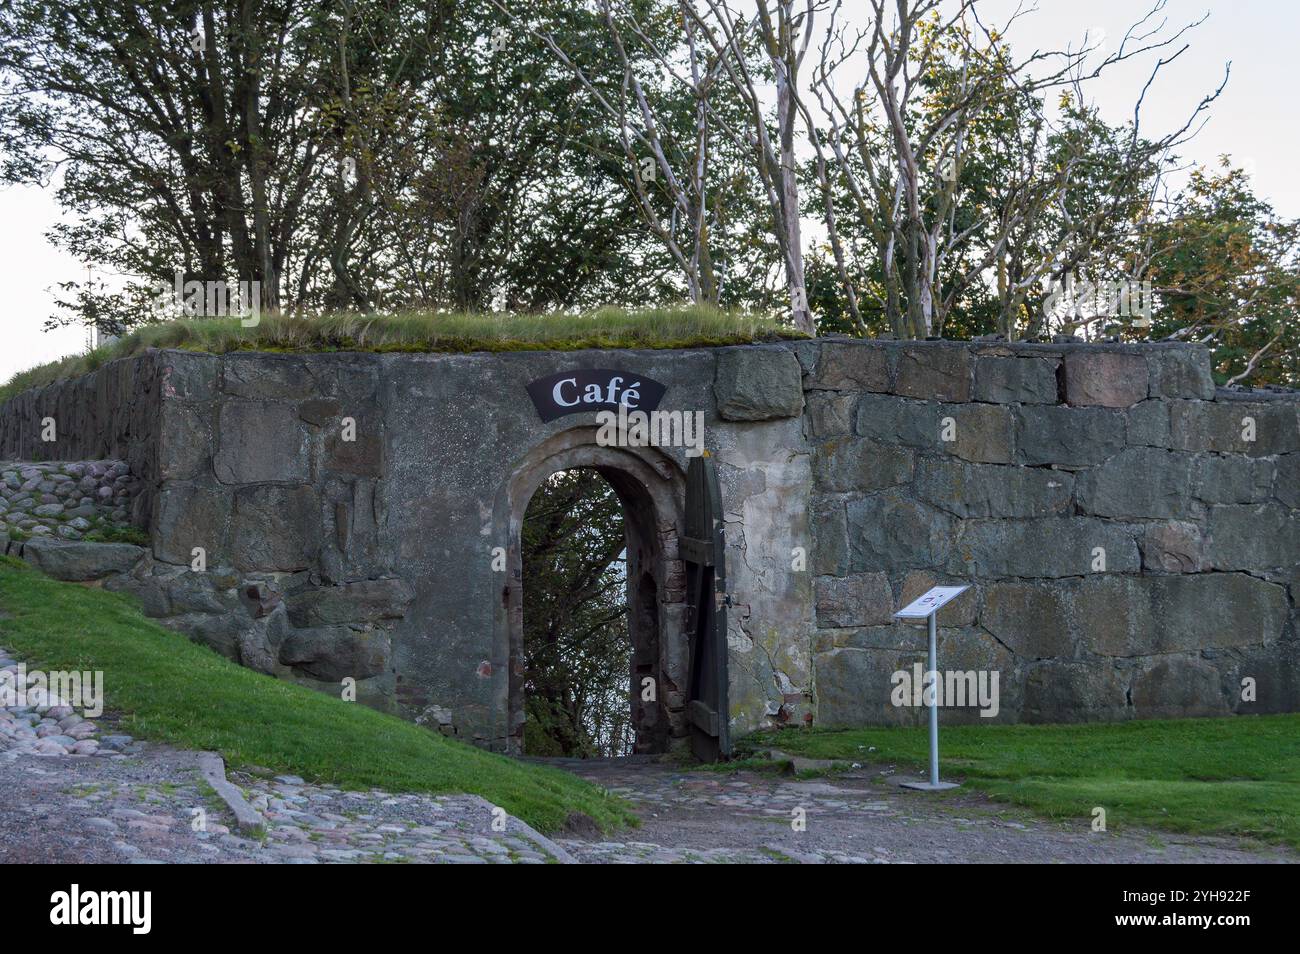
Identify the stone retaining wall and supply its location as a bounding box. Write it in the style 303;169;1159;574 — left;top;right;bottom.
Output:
1;339;1296;744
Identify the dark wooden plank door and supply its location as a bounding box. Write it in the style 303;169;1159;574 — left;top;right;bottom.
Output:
682;455;730;761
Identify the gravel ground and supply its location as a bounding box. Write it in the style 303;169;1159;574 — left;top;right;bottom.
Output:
550;757;1298;864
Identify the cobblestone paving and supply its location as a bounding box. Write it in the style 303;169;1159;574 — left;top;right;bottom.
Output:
551;758;1299;865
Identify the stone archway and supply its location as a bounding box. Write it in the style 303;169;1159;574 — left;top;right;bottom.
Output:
500;428;689;756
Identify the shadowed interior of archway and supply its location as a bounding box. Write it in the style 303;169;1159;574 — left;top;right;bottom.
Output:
520;467;666;757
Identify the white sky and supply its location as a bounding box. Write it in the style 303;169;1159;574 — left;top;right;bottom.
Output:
0;0;1294;382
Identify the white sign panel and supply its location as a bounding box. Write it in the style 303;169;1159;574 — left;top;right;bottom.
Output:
893;585;970;620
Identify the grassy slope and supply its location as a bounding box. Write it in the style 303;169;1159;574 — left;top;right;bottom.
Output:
0;305;801;403
0;558;633;833
748;719;1300;847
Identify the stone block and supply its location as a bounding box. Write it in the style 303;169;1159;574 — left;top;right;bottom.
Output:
1205;504;1300;570
214;402;310;484
153;482;230;566
1146;347;1215;399
812;438;913;493
1021;660;1130;722
287;579;415;627
221;354;319;400
855;394;939;447
1192;455;1273;504
1068;575;1154;657
1130;655;1229;718
847;492;953;572
810;496;849;576
973;355;1059;404
1153;573;1288;651
944;403;1013;463
1126;400;1171;447
1140;521;1207;573
814;572;893;628
1170;401;1300;457
279;625;390;681
714;348;804;421
805;342;891;392
804;392;856;438
981;581;1072;658
893;344;972;402
1061;350;1147;407
20;540;146;581
954;518;1139;578
1014;405;1125;466
1075;447;1195;518
913;458;1073;518
814;648;923;727
1275;454;1300;508
159;351;219;403
230;484;319;572
158;402;213;481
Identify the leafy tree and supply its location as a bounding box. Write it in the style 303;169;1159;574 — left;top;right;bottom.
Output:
521;469;633;758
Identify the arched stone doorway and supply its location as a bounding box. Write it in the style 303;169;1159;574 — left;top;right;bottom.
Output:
500;428;689;756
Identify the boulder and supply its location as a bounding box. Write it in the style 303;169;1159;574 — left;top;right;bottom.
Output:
21;539;146;581
713;348;804;421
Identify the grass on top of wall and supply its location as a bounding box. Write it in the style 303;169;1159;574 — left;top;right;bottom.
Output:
745;719;1300;849
0;557;635;834
0;305;803;403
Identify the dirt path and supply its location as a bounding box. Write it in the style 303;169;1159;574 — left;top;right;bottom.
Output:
549;757;1296;864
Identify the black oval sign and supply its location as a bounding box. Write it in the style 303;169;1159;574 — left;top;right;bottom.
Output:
526;369;667;423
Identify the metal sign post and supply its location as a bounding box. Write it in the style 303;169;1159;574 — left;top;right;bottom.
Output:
893;585;968;792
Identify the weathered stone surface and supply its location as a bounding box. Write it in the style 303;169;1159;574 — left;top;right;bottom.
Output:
814;572;893;628
221;354;318;400
1131;655;1229;718
804;392;856;438
287;579;415;627
158;402;213;481
214;402;310;484
299;398;343;426
1192;454;1273;504
814;648;921;727
1170;401;1300;457
1021;660;1130;722
1126;400;1171;447
153;482;230;566
1146;347;1215;400
981;582;1072;658
1206;504;1300;570
810;496;848;576
855;394;939;447
1075;447;1195;518
1153;573;1288;651
1014;405;1125;466
230;484;319;572
812;438;912;493
714;348;804;421
279;625;390;681
1275;454;1300;509
913;458;1072;518
944;403;1013;463
953;518;1139;578
847;492;953;572
160;351;219;403
973;355;1059;404
324;415;385;478
805;342;891;392
893;345;972;402
20;539;145;581
1067;575;1154;657
1061;350;1147;407
1140;521;1207;573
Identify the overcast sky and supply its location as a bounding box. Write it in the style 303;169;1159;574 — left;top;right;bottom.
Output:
0;0;1295;382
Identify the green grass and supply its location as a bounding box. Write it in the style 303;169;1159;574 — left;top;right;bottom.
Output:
0;305;801;403
0;557;634;833
746;719;1300;848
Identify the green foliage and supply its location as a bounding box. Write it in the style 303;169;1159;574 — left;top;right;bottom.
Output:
750;718;1300;847
0;557;634;833
521;469;632;758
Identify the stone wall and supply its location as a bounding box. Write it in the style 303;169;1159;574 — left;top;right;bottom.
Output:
799;339;1300;725
1;339;1295;746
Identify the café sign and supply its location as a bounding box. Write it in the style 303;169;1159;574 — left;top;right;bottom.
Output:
526;368;667;423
